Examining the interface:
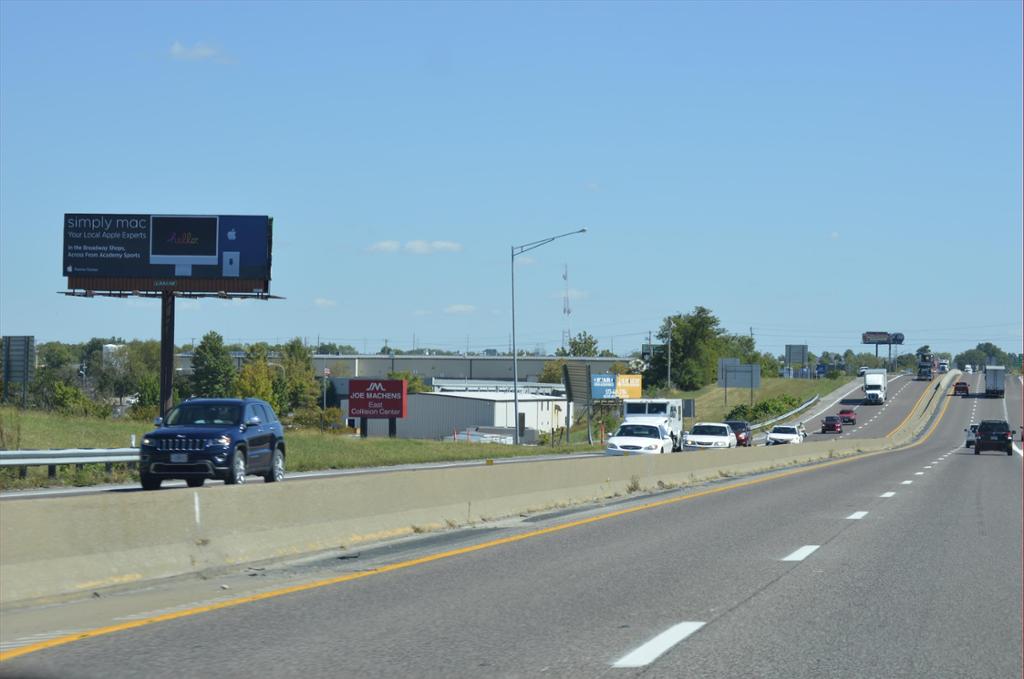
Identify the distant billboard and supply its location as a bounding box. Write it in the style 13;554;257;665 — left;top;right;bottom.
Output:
591;373;617;401
63;214;272;292
785;345;808;366
615;374;643;399
862;332;891;344
1;336;35;385
717;363;761;389
348;379;408;418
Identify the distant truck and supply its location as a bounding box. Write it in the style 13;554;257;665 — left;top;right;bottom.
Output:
622;398;683;451
984;366;1006;398
916;361;933;381
863;369;887;404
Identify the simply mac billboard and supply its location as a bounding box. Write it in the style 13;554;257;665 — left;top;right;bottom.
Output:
63;214;272;292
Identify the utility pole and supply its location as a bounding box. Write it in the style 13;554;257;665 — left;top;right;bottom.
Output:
667;332;672;389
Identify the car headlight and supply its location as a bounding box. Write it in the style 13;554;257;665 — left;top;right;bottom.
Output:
214;435;232;447
607;442;618;450
141;437;154;446
644;444;658;450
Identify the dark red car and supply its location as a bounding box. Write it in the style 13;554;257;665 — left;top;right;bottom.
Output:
821;415;843;433
724;420;753;447
838;409;857;425
953;381;969;397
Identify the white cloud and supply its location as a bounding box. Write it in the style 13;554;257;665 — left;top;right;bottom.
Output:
405;240;462;255
830;231;840;240
314;297;336;309
367;240;401;253
367;239;463;255
170;41;219;61
444;304;476;314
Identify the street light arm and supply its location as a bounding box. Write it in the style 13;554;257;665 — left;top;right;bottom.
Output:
512;228;587;257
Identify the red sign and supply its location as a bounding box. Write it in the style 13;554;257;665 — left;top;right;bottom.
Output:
348;379;407;418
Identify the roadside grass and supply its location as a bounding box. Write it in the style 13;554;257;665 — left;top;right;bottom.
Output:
0;377;853;490
0;406;599;490
651;376;856;425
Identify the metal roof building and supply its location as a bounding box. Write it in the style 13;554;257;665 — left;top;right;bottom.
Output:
361;391;572;444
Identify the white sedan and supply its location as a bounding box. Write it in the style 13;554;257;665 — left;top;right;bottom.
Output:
682;423;737;450
765;425;806;445
605;423;675;455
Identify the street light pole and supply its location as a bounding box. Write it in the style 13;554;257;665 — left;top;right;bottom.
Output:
511;228;587;445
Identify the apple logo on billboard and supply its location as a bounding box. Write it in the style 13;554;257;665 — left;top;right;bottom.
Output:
66;265;73;272
227;228;237;241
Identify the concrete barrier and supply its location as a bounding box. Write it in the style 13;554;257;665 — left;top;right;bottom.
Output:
0;372;958;606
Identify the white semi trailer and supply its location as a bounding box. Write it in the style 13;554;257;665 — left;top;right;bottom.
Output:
863;369;887;404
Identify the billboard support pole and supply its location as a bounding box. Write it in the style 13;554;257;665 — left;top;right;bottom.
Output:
159;291;175;418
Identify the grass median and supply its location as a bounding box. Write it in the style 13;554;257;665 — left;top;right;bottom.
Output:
0;407;600;490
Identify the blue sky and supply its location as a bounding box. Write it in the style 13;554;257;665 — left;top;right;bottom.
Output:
1;1;1020;358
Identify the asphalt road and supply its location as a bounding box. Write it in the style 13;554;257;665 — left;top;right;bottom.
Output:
3;372;1019;678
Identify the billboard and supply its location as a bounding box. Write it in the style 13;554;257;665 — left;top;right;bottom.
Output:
785;344;808;366
63;214;272;292
615;374;642;399
348;379;408;418
591;373;617;401
862;332;891;344
1;336;35;384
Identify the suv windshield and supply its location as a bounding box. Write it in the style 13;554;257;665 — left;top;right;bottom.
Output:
165;403;242;426
692;425;727;436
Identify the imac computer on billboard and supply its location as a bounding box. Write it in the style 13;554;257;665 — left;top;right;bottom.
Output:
150;215;219;276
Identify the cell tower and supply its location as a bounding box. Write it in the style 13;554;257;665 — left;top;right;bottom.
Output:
561;263;572;350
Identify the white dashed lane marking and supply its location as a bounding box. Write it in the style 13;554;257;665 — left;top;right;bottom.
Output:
847;511;869;520
613;622;706;668
880;492;896;498
782;545;821;562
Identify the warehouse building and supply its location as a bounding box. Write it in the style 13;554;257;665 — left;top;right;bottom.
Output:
361;391;571;444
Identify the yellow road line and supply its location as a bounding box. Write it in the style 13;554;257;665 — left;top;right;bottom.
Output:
886;377;938;438
0;402;957;663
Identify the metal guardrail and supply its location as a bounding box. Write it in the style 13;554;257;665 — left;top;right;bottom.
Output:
751;394;821;431
0;448;139;467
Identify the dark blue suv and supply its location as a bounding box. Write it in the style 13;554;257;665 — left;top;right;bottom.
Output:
139;398;286;490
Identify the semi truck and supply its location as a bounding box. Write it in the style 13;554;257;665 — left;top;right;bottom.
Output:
863;369;887;404
623;398;683;451
984;366;1006;398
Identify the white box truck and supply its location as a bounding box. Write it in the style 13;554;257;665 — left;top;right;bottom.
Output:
863;369;887;404
623;398;683;451
984;366;1005;398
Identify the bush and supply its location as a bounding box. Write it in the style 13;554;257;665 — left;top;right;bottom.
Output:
128;404;160;422
725;395;801;424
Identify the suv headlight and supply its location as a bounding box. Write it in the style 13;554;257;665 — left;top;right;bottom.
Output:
214;434;232;447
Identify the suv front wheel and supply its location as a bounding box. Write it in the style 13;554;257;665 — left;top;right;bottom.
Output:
225;447;247;485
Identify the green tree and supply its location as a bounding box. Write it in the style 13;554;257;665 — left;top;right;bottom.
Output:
191;331;236;397
539;359;567;384
568;331;599;357
279;337;317;412
236;343;278;407
648;306;727;390
387;371;429;393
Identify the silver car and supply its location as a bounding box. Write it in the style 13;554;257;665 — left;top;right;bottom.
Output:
964;423;978;448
